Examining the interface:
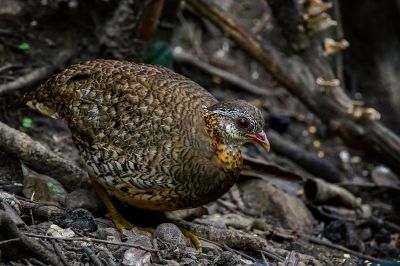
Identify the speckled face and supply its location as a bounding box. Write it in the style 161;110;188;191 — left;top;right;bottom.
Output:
208;100;267;147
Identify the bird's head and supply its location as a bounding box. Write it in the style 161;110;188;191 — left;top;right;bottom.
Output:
204;100;270;153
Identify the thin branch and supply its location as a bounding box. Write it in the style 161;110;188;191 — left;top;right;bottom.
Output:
82;246;103;266
136;0;165;40
173;48;273;97
50;239;70;266
24;233;158;252
0;238;20;245
0;50;74;94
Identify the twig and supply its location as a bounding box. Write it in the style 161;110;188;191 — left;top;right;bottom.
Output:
82;246;103;266
173;48;272;97
0;237;20;245
23;233;157;252
50;239;70;266
0;50;74;94
29;258;49;266
222;243;256;262
216;199;241;214
0;63;14;73
0;121;89;190
136;0;165;40
242;154;303;183
259;249;285;262
302;235;392;264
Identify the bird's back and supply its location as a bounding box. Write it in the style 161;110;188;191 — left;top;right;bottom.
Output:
28;60;237;210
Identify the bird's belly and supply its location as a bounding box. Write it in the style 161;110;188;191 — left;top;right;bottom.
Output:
96;175;238;211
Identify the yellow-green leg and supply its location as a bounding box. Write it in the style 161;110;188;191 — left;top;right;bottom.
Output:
89;177;134;230
180;227;202;252
89;174;202;252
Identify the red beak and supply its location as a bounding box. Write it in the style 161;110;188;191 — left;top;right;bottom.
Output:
245;131;270;152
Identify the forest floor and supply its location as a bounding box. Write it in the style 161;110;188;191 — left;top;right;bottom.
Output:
0;0;399;265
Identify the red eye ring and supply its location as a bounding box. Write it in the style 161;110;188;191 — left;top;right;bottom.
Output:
236;117;251;130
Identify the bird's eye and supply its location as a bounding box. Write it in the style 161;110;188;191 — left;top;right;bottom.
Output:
236;117;251;130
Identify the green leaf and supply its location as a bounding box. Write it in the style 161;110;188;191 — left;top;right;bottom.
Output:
145;41;173;68
22;117;32;128
47;181;66;194
18;42;30;51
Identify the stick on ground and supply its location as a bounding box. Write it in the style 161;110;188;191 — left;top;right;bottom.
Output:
0;121;89;190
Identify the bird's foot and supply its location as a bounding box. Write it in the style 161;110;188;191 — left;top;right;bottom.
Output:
106;210;156;234
180;227;202;252
105;211;134;231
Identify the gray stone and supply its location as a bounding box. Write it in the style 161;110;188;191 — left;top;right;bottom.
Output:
65;189;103;214
22;163;67;203
239;179;316;233
153;223;189;249
122;248;151;266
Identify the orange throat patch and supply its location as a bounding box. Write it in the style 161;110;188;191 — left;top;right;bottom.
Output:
214;143;242;170
204;110;242;170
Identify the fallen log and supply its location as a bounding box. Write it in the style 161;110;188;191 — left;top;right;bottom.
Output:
186;0;400;175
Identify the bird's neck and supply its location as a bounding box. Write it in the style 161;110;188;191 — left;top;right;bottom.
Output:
203;112;242;170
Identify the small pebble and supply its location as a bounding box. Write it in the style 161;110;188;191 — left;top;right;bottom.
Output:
122;248;151;266
153;223;188;249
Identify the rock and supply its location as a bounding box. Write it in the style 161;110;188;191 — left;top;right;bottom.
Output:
239;180;315;233
114;228;153;260
213;251;241;266
371;165;400;187
96;227;121;242
96;227;122;250
153;223;189;249
47;224;75;238
22;163;67;203
54;208;97;232
122;248;151;266
122;228;153;248
64;189;103;215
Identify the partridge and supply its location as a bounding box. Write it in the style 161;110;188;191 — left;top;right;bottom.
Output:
26;59;270;236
